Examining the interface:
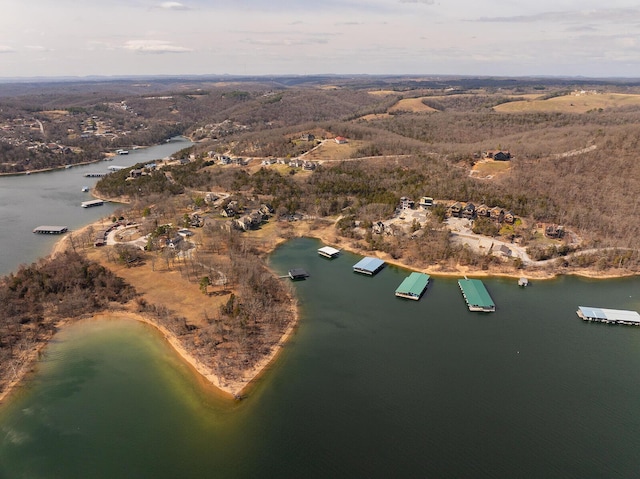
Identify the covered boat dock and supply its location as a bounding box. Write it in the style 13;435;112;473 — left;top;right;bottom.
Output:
288;268;309;280
33;225;68;234
577;306;640;326
318;246;341;258
353;257;385;276
395;272;430;300
81;199;104;208
458;278;495;312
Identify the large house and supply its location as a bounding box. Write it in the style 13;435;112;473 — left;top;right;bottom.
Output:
484;150;511;161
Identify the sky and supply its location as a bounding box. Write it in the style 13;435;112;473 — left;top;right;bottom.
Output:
1;0;639;78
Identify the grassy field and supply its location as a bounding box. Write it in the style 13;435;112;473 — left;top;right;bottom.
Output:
494;92;640;113
303;139;368;162
388;97;438;113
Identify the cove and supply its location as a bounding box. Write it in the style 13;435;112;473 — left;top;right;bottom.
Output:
1;237;640;478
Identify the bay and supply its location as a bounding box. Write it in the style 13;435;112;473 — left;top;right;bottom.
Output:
1;237;639;478
0;137;192;275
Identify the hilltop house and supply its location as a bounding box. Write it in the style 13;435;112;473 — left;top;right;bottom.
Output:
484;150;511;161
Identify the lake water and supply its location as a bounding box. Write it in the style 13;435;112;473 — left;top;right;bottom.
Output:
1;237;639;478
0;137;192;275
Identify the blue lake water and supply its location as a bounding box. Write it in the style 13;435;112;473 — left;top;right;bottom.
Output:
1;236;639;478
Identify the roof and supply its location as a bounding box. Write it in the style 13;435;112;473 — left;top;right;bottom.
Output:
318;246;340;257
395;272;430;297
353;257;385;274
578;306;640;324
288;268;309;279
458;279;495;309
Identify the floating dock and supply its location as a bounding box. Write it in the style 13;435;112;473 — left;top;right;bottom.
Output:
84;172;107;177
318;246;340;258
33;225;68;234
576;306;640;326
288;268;309;280
458;278;495;312
81;199;104;208
395;272;430;300
353;257;385;276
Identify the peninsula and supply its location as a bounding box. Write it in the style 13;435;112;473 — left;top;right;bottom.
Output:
1;75;640;402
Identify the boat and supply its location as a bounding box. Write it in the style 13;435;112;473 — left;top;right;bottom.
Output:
518;277;529;287
81;186;90;192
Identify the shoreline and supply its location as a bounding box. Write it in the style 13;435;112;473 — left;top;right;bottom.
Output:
1;217;637;405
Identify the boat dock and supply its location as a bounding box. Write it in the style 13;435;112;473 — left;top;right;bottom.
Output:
33;225;68;234
458;278;495;312
576;306;640;326
288;268;309;280
318;246;341;258
84;172;107;177
353;257;385;276
81;199;104;208
395;272;430;300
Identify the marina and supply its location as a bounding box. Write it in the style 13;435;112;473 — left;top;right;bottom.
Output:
353;256;385;276
81;199;104;208
458;278;496;312
576;306;640;326
395;272;430;300
32;225;68;234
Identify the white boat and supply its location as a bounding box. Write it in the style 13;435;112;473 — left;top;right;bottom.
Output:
81;186;89;192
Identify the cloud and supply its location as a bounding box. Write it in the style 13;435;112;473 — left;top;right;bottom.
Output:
159;1;190;10
25;45;54;52
0;46;16;53
123;40;192;54
476;8;640;24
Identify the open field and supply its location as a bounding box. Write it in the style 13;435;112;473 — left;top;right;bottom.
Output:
303;139;368;162
388;97;438;113
470;159;512;179
494;92;640;113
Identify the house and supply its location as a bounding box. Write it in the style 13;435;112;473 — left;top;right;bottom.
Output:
498;244;512;257
372;221;385;234
289;159;303;168
167;236;183;248
335;136;348;144
400;197;414;210
476;204;490;217
259;204;274;216
545;224;565;239
302;161;317;171
462;202;476;219
484;150;511;161
205;193;218;204
300;133;315;141
490;206;505;222
419;196;434;208
234;215;253;231
503;211;516;224
177;228;193;238
449;202;464;218
129;169;143;178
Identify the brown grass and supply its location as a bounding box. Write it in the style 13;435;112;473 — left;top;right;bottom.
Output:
303;139;368;162
494;92;640;113
388;97;438;113
470;159;512;179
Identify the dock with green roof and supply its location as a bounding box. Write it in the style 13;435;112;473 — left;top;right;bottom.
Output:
458;278;495;312
395;272;430;300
